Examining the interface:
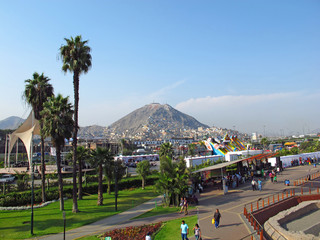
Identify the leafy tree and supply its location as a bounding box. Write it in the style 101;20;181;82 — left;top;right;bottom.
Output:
136;160;151;189
24;72;54;202
260;137;269;150
290;147;299;155
41;94;74;211
199;141;207;155
159;142;174;159
187;143;196;157
60;35;92;213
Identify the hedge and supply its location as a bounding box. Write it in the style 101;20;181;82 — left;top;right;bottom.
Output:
0;176;158;207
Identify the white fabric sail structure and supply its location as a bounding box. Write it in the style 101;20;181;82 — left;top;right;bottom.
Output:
7;111;40;167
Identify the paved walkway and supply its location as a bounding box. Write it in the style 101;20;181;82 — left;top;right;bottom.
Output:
33;164;320;240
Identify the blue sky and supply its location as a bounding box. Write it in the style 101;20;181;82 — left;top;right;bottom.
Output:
0;1;319;136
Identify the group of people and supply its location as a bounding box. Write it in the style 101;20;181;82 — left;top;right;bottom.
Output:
179;197;189;215
179;209;221;240
225;172;247;188
269;170;277;183
251;178;262;191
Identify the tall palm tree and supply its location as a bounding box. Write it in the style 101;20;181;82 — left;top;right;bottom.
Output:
24;72;54;203
41;94;74;211
60;35;92;212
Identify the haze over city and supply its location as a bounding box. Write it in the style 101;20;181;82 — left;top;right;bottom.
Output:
0;1;319;136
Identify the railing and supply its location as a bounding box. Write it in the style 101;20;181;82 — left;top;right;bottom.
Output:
239;231;261;240
293;171;320;186
243;186;320;240
244;186;320;215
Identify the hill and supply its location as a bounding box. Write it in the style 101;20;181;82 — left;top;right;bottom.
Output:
78;125;107;139
104;103;209;140
0;116;25;130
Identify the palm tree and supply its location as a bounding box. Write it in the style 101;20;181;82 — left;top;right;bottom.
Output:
66;146;90;200
156;156;189;206
91;147;108;206
41;94;74;211
91;147;119;205
60;35;92;213
159;142;174;159
136;160;151;189
24;72;54;203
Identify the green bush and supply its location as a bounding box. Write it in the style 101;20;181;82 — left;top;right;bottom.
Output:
0;176;159;207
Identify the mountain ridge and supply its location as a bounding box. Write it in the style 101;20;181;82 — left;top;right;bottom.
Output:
0;116;25;130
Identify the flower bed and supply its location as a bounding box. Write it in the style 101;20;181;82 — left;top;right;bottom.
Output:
102;222;162;240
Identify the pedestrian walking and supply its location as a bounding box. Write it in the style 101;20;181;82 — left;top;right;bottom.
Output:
180;220;189;240
251;179;257;191
269;172;273;183
258;179;262;191
192;223;201;240
213;209;221;228
183;197;188;215
179;197;184;214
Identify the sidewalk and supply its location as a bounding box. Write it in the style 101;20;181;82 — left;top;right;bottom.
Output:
196;165;320;240
34;165;319;240
35;196;164;240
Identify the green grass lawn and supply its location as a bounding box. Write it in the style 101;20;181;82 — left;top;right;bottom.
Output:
0;186;158;239
133;205;196;219
154;215;198;240
78;215;198;240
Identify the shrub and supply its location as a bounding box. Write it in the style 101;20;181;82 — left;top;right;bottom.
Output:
0;176;159;207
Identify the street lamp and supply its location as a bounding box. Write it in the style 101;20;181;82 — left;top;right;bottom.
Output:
114;160;118;212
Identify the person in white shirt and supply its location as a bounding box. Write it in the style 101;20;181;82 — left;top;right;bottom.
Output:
145;232;151;240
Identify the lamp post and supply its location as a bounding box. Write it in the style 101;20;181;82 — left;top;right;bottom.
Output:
31;162;34;235
114;160;118;212
30;131;34;235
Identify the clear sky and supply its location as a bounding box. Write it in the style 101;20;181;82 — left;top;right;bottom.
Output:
0;0;319;136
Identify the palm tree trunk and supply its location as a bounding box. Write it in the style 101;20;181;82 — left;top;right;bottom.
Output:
40;127;46;202
107;178;111;194
142;177;145;189
78;157;82;200
97;163;103;205
56;144;64;211
72;73;79;213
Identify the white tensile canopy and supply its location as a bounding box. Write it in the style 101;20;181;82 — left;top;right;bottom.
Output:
7;111;40;167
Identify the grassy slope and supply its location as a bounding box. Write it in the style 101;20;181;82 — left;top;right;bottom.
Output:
154;215;198;240
0;186;157;239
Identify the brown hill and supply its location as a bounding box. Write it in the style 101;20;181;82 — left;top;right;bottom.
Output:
104;103;209;140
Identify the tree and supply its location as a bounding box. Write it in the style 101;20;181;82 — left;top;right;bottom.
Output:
24;72;54;203
114;158;126;211
156;156;189;206
41;94;74;211
60;35;92;213
187;143;196;157
91;147;110;205
260;137;269;150
159;142;174;159
66;146;90;200
136;160;151;189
